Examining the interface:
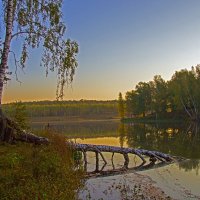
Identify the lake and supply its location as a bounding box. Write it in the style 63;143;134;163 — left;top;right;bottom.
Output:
31;118;200;199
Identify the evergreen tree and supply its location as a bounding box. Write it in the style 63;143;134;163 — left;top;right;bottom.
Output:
118;92;125;119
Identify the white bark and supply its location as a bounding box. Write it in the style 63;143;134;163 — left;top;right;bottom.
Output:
180;97;193;119
0;0;14;114
71;143;174;171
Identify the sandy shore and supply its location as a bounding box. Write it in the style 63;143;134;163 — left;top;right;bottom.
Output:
78;163;200;200
78;172;173;200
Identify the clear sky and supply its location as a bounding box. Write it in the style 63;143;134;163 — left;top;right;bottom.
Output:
3;0;200;103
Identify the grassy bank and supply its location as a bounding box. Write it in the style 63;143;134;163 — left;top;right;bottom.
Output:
0;132;84;200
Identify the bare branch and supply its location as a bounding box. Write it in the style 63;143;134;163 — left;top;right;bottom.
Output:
9;50;22;83
11;31;33;39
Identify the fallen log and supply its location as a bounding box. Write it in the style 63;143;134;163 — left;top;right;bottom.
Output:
0;116;48;144
0;116;175;176
71;143;174;172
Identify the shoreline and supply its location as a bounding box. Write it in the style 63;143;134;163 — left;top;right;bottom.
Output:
30;116;120;124
78;171;174;200
79;162;200;200
122;117;186;124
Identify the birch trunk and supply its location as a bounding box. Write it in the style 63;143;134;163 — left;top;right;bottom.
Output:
72;143;174;172
0;0;14;115
180;97;193;119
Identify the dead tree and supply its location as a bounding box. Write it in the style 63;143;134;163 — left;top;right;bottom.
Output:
71;143;174;173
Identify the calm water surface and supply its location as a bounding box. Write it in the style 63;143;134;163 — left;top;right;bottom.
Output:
32;119;200;197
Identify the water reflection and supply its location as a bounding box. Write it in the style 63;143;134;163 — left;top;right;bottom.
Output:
178;160;200;175
118;123;126;148
32;119;200;197
32;119;119;138
31;120;200;174
125;122;200;159
124;122;200;174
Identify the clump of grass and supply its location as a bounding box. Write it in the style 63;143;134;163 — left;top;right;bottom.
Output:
0;131;84;200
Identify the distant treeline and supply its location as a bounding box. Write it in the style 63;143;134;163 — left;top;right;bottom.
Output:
3;100;118;119
119;65;200;121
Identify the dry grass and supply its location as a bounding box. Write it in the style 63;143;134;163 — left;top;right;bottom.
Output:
0;131;84;200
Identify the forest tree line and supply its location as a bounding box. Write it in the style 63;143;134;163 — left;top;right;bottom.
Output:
119;65;200;121
3;100;118;119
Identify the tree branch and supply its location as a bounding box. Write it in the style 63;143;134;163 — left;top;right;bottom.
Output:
11;31;32;39
180;97;193;118
9;50;23;83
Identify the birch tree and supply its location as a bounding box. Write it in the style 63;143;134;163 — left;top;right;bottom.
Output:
0;0;78;116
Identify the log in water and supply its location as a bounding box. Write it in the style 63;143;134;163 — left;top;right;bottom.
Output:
71;142;174;174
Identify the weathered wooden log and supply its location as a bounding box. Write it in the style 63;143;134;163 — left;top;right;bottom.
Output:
71;143;174;171
17;130;49;144
0;116;48;144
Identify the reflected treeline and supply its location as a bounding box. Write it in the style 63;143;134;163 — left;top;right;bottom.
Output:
118;123;126;148
32;119;200;173
178;160;200;175
32;121;119;139
122;122;200;172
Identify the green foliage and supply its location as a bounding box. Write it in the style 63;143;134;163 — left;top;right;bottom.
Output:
0;132;84;200
124;65;200;121
151;75;168;113
3;100;118;119
118;92;125;119
1;0;78;99
73;151;82;161
135;82;152;117
10;101;29;130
